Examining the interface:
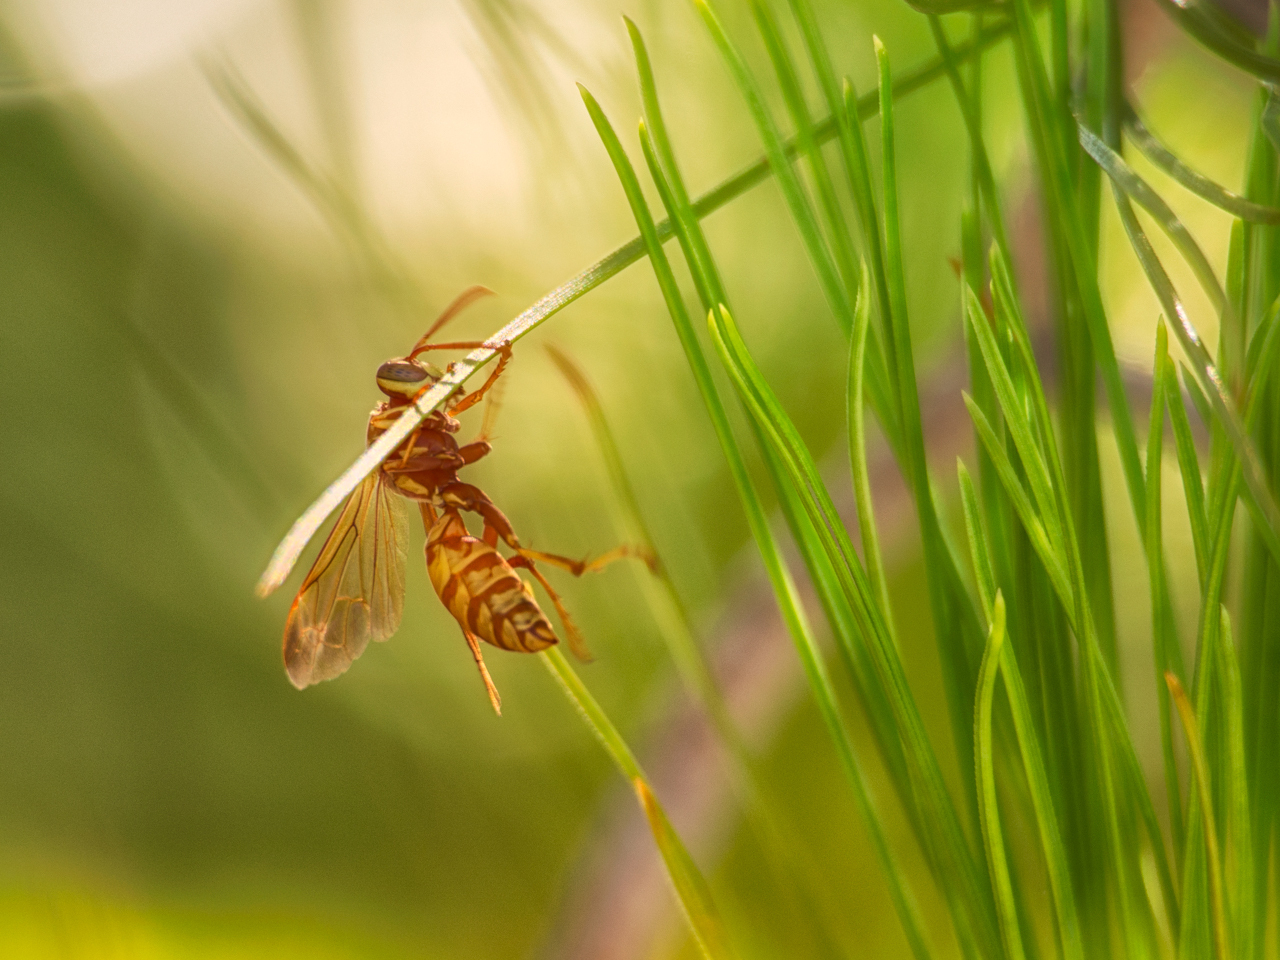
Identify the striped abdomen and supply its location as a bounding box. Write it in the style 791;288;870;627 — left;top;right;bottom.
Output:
425;511;557;652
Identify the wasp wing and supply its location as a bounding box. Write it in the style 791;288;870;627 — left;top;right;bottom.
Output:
282;473;409;688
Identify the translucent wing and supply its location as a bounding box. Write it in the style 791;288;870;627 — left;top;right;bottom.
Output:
282;473;409;688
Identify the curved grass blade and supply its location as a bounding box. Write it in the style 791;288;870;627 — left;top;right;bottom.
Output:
541;647;735;960
1079;123;1231;323
1146;323;1187;858
623;18;911;812
1216;608;1254;960
973;593;1026;960
963;394;1071;600
1166;670;1231;960
1122;103;1280;224
1150;0;1280;84
257;35;1013;592
694;0;852;330
847;265;896;634
750;0;860;302
1095;169;1280;569
1164;359;1211;589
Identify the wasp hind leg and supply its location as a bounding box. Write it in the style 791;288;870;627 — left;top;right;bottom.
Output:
461;629;503;715
508;554;592;663
517;544;657;577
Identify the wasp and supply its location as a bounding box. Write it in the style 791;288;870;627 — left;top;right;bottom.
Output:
280;287;642;712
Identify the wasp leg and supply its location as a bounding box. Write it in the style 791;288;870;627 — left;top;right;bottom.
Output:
461;628;503;715
395;423;426;469
445;343;513;416
509;554;592;663
517;544;657;576
456;440;492;466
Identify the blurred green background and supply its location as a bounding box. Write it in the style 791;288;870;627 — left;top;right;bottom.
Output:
0;0;1252;956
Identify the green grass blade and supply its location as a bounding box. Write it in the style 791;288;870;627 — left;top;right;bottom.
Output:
547;342;865;958
1078;123;1242;374
969;219;1180;941
751;0;860;301
695;0;852;330
1164;360;1211;590
1007;0;1148;552
1150;0;1280;83
847;265;896;633
973;593;1026;960
1146;323;1188;862
1167;670;1232;960
627;20;919;825
541;648;735;960
1216;608;1254;960
1123;104;1280;224
957;461;998;621
1102;177;1280;568
961;288;1064;552
963;394;1071;602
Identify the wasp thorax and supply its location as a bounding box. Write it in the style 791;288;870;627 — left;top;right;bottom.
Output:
376;358;443;398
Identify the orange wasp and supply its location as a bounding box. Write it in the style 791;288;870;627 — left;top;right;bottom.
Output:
280;287;641;712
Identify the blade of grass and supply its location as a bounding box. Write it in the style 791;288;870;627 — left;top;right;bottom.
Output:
545;344;733;742
541;646;734;960
1099;172;1280;568
1078;124;1240;373
630;58;912;806
973;593;1026;960
1216;608;1254;960
694;0;852;331
847;264;896;635
625;19;914;809
1146;322;1187;863
1165;359;1211;590
750;0;860;303
1166;669;1231;960
1150;0;1280;84
1122;103;1280;225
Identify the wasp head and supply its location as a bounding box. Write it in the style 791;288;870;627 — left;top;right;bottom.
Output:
375;356;445;399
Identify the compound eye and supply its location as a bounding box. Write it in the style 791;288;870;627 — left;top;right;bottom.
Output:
376;360;431;397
